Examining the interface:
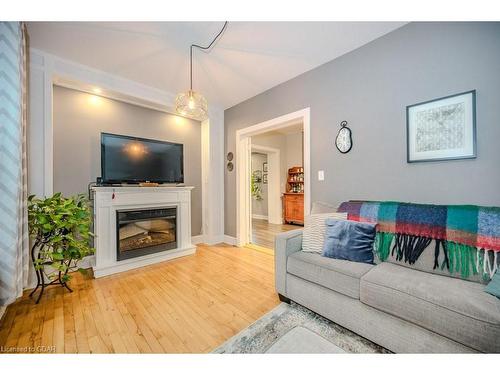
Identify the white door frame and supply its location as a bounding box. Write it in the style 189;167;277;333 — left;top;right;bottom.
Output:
251;144;281;225
236;108;311;247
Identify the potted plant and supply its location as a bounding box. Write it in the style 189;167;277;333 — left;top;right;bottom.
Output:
28;193;94;303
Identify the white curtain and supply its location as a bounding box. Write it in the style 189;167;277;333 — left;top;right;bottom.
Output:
0;22;30;307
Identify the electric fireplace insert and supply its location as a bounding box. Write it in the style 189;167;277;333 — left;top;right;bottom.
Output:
116;207;177;261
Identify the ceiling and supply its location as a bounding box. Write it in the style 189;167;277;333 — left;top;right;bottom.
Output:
27;22;406;109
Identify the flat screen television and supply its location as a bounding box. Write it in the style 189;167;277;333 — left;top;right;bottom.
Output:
101;133;184;184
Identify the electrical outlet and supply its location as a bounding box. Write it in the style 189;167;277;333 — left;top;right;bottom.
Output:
318;170;325;181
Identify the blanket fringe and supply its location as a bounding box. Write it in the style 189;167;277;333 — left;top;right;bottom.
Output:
374;232;394;261
374;232;436;265
374;233;499;280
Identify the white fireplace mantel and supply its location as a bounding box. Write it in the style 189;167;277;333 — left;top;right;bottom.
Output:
91;186;196;278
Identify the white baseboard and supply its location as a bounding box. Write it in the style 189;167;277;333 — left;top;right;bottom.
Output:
223;235;237;246
79;255;96;269
252;214;268;220
191;235;206;244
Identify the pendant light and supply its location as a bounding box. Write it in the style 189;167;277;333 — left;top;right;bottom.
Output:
175;22;228;120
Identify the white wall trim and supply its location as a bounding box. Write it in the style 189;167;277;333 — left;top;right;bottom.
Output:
191;235;206;245
252;214;269;220
236;108;311;247
28;48;225;255
223;235;237;246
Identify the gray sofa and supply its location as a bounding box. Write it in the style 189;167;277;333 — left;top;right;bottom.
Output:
275;229;500;353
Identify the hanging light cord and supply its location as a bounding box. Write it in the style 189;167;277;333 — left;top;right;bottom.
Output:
189;21;228;91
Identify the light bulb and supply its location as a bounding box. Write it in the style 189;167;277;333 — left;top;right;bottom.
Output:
188;98;195;110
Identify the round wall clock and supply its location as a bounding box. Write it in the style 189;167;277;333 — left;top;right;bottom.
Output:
335;121;352;154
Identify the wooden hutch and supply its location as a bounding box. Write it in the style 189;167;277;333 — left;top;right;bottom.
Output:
283;166;304;225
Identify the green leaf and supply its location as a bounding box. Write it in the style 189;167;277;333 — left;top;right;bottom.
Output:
29;192;93;268
51;252;64;260
37;214;48;224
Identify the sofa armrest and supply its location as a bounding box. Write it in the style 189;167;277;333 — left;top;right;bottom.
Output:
275;229;303;296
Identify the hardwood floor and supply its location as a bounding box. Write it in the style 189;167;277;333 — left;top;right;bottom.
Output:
0;244;279;353
251;218;301;250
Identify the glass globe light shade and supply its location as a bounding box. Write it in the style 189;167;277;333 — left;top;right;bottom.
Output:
175;90;208;120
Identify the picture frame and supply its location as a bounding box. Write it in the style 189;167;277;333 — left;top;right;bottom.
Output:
252;170;262;183
406;90;476;163
263;174;268;184
263;162;268;172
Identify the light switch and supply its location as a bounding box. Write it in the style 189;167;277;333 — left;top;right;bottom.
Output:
318;170;325;181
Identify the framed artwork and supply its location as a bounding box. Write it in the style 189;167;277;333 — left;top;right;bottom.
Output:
406;90;476;163
252;170;262;183
263;162;268;172
263;174;268;184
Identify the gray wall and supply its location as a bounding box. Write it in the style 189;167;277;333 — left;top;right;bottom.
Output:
224;22;500;237
53;86;203;235
286;132;303;170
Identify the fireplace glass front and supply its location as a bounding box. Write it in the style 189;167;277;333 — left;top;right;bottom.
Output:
116;207;177;261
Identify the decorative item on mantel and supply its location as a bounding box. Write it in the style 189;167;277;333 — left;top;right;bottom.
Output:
175;22;228;120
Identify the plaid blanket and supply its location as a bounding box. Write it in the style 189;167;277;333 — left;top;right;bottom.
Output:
337;201;500;279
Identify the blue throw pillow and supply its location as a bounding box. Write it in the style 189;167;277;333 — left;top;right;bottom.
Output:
322;219;376;264
485;270;500;299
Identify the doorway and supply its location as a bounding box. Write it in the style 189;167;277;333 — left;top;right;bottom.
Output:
236;108;311;249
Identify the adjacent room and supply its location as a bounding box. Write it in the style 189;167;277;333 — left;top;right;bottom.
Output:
249;121;304;251
1;15;500;362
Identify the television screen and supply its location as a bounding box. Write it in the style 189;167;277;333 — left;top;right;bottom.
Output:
101;133;184;183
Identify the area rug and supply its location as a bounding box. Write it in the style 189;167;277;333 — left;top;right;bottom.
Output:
212;302;390;353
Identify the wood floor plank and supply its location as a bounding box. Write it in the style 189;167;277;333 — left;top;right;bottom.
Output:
251;218;301;250
0;244;279;353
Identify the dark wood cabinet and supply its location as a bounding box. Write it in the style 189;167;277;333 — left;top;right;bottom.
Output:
283;193;304;225
283;166;304;225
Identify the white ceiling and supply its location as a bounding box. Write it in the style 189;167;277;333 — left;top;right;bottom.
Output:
27;22;406;109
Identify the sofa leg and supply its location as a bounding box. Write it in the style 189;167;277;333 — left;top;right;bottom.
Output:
278;294;291;304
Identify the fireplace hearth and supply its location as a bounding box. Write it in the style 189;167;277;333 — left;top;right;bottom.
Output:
116;207;177;261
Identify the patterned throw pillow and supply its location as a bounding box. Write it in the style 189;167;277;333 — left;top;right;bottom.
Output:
302;212;348;253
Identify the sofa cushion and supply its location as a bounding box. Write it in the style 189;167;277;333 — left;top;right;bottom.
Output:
360;262;500;353
287;251;374;299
